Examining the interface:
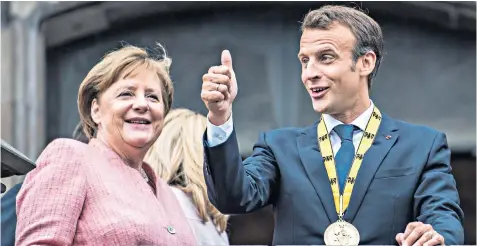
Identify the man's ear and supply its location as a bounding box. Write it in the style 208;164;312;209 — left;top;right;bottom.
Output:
91;98;101;125
359;51;377;77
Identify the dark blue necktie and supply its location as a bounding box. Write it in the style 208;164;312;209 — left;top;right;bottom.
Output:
334;124;356;194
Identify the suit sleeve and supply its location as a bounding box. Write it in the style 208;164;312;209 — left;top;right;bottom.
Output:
414;132;465;245
15;139;87;246
203;129;279;214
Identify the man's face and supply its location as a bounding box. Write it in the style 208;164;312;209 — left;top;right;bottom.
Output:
298;23;367;116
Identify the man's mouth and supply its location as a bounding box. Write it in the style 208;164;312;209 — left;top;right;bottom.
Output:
311;87;329;93
310;87;330;98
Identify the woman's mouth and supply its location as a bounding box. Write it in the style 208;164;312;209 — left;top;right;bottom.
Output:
125;120;151;124
124;118;152;130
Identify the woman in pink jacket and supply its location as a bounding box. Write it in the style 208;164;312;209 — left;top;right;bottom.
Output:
15;44;196;246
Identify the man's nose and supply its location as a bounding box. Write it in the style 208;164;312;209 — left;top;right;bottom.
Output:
303;61;321;81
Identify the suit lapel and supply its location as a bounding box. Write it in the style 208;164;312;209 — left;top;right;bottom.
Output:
343;114;399;223
297;122;337;223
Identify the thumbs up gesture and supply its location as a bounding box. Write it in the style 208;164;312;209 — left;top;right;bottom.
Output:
201;50;238;126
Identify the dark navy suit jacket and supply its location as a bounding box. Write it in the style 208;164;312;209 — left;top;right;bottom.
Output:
203;113;464;245
1;182;22;246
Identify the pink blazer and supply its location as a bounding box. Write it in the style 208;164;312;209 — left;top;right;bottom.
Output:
16;138;197;246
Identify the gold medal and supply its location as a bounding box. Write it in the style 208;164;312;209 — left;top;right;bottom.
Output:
324;196;360;245
324;220;360;246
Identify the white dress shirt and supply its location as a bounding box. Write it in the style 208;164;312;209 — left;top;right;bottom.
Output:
206;101;375;156
206;113;235;147
322;101;374;156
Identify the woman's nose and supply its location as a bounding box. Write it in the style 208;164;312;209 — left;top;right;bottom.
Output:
132;96;149;112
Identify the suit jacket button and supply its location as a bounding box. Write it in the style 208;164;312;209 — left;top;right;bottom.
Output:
167;226;176;234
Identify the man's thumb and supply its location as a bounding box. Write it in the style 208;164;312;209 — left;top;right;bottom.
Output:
221;50;233;69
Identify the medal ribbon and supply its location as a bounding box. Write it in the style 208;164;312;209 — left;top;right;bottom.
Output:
317;106;382;217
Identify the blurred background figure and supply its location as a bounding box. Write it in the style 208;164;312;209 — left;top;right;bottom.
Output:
1;1;475;245
72;121;90;144
145;108;230;246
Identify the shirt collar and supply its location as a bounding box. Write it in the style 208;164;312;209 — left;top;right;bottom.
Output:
322;100;375;134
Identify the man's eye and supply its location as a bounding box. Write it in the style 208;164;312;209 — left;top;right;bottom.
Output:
321;54;334;62
301;57;309;64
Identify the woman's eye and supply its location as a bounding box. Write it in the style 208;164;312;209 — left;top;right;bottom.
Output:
119;91;133;97
148;94;159;102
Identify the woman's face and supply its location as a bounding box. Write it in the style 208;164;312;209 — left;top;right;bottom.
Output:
91;69;165;158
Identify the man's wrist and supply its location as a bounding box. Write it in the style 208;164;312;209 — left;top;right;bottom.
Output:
206;111;234;147
208;109;232;126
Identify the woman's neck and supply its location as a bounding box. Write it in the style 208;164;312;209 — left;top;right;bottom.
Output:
96;133;146;171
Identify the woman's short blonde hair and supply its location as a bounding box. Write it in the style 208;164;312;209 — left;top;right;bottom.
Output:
77;44;174;139
144;108;229;232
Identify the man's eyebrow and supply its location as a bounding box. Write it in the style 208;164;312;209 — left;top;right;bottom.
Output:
298;47;337;57
316;47;337;53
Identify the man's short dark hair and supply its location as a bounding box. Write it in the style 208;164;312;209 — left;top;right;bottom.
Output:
301;5;384;88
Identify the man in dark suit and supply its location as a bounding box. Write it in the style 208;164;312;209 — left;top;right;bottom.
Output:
200;5;464;246
1;123;89;246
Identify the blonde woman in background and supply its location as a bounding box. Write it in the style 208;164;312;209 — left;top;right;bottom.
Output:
145;108;229;246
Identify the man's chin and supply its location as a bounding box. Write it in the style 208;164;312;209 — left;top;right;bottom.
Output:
312;101;329;114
